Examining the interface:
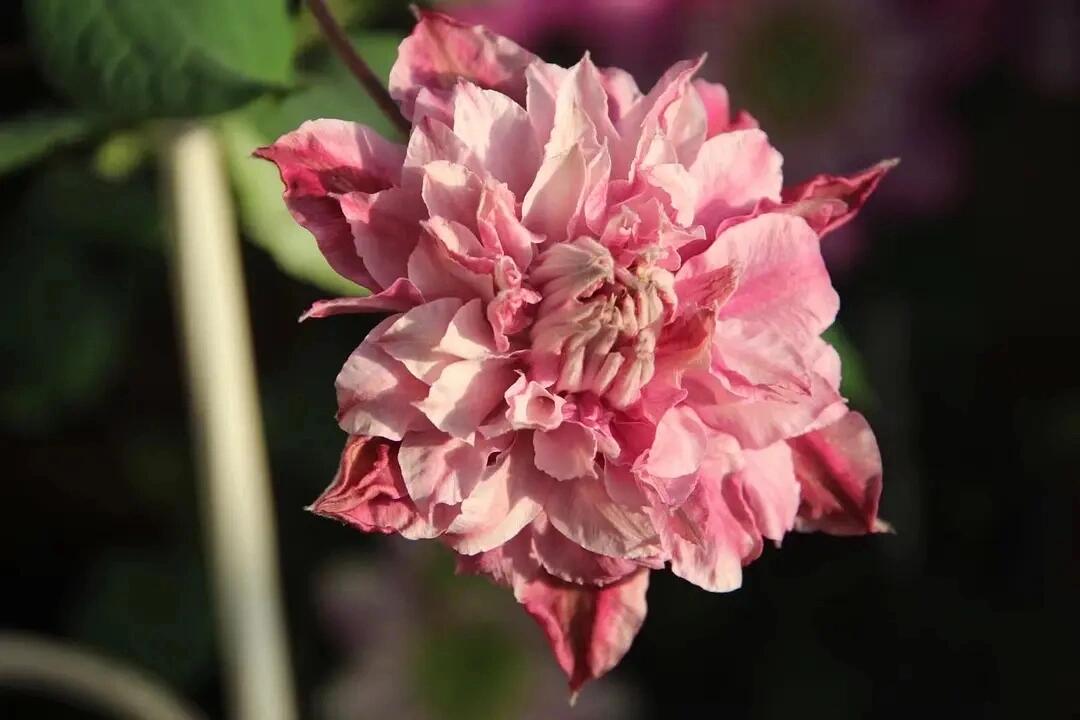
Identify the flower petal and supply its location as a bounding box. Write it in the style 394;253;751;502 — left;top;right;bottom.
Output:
788;411;887;535
255;120;405;289
335;317;431;441
398;430;488;513
415;357;518;440
299;278;424;320
519;568;650;694
546;475;660;559
533;421;598;480
453;83;542;197
690;129;782;232
734;442;800;543
782;159;899;237
378;298;463;382
390;9;537;122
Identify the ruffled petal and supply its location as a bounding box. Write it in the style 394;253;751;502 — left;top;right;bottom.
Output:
390;9;537;123
546;475;660;560
788;411;887;535
453;82;542;197
415;357;518;440
782;159;898;237
255;120;405;290
689;129;783;232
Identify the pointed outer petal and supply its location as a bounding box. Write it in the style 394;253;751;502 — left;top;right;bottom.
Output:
310;435;441;539
398;430;489;513
645;405;708;480
506;375;566;431
546;474;661;559
690;129;783;231
788;411;886;536
407;233;495;302
520;567;649;694
638;163;698;227
389;9;537;121
299;278;424;320
781;159;899;237
420;160;482;225
711;318;813;401
683;368;843;450
438;298;498;359
378;298;463;382
415;357;518;440
673;263;737;318
680;213;838;345
338;188;425;290
659;75;707;166
616;57;704;176
336;316;432;440
445;437;556;554
533;422;599;480
455;525;540;594
600;67;643;125
453;83;542;197
531;514;641;586
659;475;759;592
733;442;799;544
549;54;620;157
521;145;588;244
692;80;760;137
477;179;541;270
403;117;482;192
525;62;568;147
254;120;405;289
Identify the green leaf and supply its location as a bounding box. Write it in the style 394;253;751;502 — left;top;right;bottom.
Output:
0;114;92;176
219;31;403;294
822;325;877;409
25;0;295;119
218;116;360;296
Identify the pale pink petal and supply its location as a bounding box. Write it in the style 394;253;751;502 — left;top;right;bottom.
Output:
378;298;462;382
420;160;482;225
310;435;440;539
658;475;759;592
389;9;537;122
533;422;598;480
255;120;405;289
415;357;518;440
546;475;660;559
403;117;481;191
645;404;708;480
338;188;425;291
788;411;887;535
407;233;495;302
519;568;649;693
506;376;566;431
453;83;542;196
446;438;555;554
690;129;783;231
521;145;588;244
683;368;843;450
680;213;838;346
398;430;488;513
438;298;497;358
477;180;542;270
735;442;800;543
711;318;813;401
524;62;568;146
335;317;431;441
692;79;759;137
782;159;899;237
599;67;642;124
531;514;640;586
299;278;423;320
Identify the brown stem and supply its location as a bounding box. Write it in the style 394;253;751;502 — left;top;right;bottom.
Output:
305;0;411;137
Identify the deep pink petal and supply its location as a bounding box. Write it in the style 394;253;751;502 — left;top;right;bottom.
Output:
299;278;424;320
255;120;405;290
788;411;888;535
309;435;440;539
782;159;899;237
520;568;649;694
389;9;537;122
530;514;640;586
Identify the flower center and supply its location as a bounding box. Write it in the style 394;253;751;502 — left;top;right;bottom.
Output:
529;238;674;409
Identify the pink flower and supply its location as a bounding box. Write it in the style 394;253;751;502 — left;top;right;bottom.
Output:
257;10;892;696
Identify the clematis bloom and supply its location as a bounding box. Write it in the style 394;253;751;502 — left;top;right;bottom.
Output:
258;10;892;695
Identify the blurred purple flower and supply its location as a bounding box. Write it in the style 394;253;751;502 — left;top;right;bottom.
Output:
314;540;639;720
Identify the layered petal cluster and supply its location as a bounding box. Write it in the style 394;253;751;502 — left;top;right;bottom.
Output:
258;10;892;695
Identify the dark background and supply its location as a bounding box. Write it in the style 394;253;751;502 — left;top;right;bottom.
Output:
1;1;1076;718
